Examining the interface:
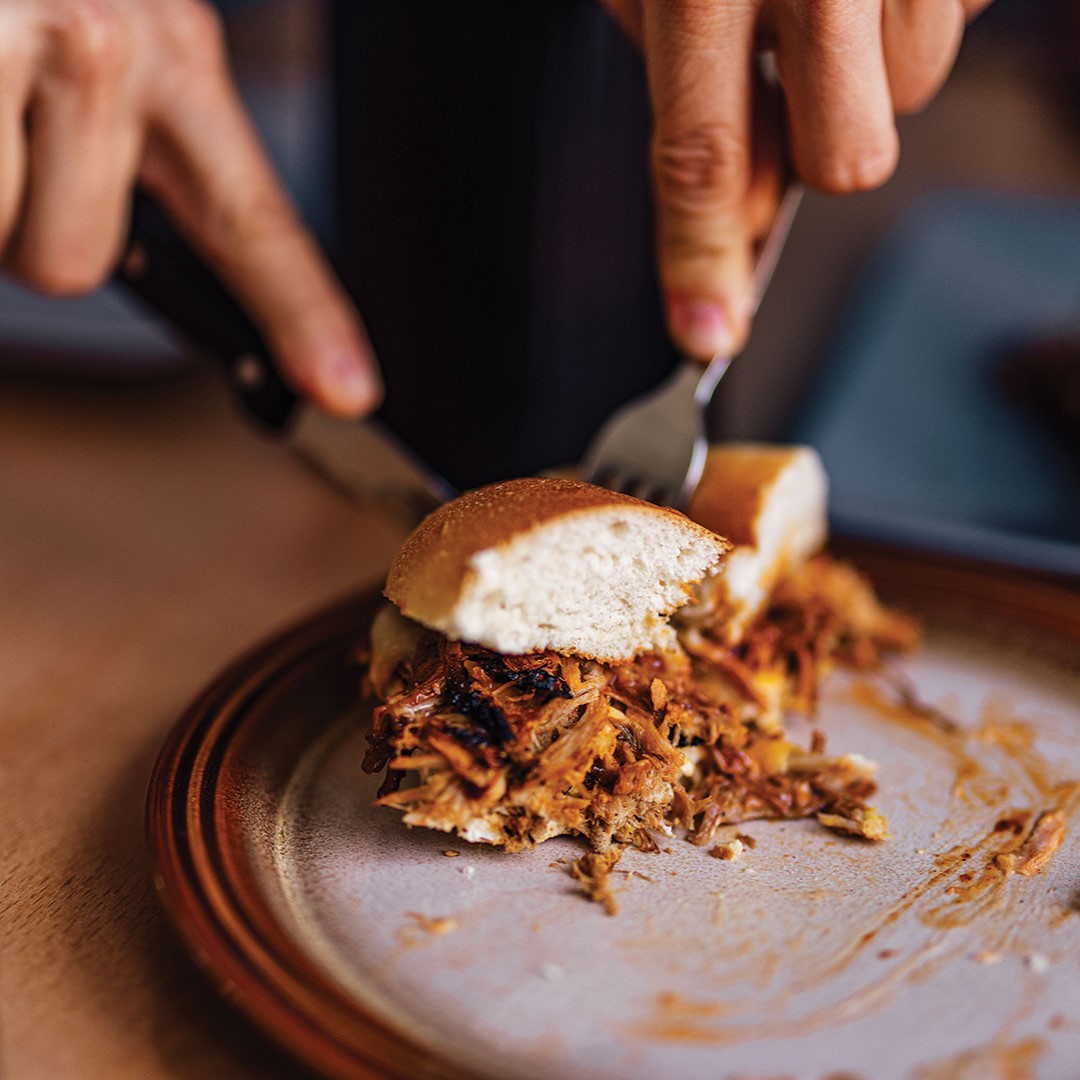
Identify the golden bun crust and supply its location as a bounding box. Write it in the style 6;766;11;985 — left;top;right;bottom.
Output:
687;444;808;547
385;477;727;655
684;443;828;643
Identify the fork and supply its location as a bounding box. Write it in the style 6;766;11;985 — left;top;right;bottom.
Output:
581;183;803;509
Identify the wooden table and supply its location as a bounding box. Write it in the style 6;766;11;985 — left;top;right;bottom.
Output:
0;369;408;1078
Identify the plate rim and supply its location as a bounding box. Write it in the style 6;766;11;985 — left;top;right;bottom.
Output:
147;592;477;1080
145;547;1080;1080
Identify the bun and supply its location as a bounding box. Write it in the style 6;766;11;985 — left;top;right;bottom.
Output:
687;444;827;642
385;477;728;661
368;602;423;699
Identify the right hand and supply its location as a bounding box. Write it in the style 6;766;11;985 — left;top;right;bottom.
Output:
600;0;993;362
1;0;380;417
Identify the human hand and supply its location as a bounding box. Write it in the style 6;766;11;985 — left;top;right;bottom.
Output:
600;0;992;360
1;0;379;416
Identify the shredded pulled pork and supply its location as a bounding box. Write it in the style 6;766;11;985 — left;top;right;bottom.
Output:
569;848;624;915
365;638;686;852
363;555;916;852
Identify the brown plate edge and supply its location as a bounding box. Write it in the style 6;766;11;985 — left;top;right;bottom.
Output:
833;537;1080;645
146;591;478;1080
145;551;1079;1080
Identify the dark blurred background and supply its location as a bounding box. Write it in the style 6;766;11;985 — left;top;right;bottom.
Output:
1;0;1077;572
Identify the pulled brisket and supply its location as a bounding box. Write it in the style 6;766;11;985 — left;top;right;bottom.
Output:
363;555;917;852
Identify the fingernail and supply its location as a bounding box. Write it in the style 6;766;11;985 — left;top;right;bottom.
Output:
331;352;381;409
667;297;733;359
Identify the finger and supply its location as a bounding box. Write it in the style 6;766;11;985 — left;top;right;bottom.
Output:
643;0;759;360
775;0;899;194
5;7;139;293
599;0;643;47
0;87;29;259
882;0;964;115
140;4;380;417
0;17;36;257
746;66;785;242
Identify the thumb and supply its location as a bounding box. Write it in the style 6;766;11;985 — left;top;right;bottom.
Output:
643;1;757;360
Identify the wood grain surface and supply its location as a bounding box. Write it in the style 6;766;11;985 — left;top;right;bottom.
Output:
0;370;407;1079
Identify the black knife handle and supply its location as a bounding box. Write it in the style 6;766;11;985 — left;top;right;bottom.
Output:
116;192;298;431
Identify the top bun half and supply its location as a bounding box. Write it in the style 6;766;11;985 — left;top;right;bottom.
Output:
686;444;828;641
385;477;729;661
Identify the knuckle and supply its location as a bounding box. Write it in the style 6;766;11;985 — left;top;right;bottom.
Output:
48;0;132;83
813;141;898;194
888;57;951;116
651;123;746;211
12;252;109;298
200;188;298;264
159;0;227;71
660;234;735;268
892;82;934;117
793;0;853;44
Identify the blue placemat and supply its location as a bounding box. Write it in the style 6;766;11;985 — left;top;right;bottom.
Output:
791;190;1080;576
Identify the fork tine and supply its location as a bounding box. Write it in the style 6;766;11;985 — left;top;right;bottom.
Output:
582;182;803;508
597;468;636;497
625;477;659;503
588;465;622;491
593;468;675;508
640;481;674;506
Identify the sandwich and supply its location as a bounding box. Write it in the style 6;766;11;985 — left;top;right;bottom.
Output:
365;477;728;852
362;448;916;855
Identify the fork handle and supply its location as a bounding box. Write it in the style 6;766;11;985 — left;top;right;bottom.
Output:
744;182;804;321
691;180;802;397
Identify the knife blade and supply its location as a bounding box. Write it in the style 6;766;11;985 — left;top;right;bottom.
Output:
116;192;455;525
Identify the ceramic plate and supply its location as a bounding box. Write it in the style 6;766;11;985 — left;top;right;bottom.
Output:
147;549;1080;1080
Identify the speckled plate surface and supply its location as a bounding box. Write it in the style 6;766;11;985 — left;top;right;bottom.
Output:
147;550;1080;1080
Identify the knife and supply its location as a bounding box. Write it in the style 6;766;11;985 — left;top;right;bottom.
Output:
116;192;456;525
